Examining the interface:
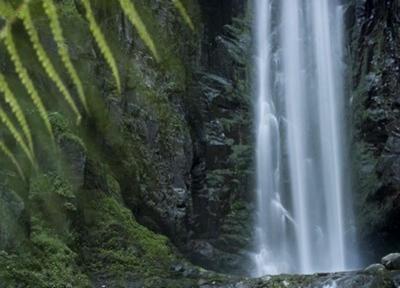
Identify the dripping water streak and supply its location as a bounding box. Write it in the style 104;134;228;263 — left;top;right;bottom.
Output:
281;0;313;274
312;0;346;271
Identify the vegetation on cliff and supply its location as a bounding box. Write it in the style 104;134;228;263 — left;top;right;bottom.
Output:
0;0;398;287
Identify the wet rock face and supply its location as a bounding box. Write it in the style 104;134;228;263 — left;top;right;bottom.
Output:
78;0;254;273
348;0;400;261
382;253;400;270
180;0;254;274
364;263;386;273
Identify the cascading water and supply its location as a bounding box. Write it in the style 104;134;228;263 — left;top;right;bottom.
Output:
253;0;358;276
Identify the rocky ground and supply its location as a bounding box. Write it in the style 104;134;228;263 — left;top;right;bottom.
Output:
188;254;400;288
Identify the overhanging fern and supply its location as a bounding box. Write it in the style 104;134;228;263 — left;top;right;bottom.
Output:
0;105;34;165
172;0;194;31
0;73;33;153
43;0;89;112
0;0;195;179
118;0;160;61
0;140;26;180
21;5;82;124
3;31;54;140
81;0;121;93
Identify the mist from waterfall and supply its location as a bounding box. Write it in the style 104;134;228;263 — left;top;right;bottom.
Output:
253;0;359;276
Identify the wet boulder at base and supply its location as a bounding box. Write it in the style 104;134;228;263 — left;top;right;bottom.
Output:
382;253;400;271
364;263;386;273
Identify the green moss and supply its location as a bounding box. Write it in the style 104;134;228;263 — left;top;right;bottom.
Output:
106;173;121;199
48;112;71;137
79;192;189;287
0;223;90;288
29;174;77;237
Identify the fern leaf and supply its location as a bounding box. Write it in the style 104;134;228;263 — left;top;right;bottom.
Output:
0;2;14;18
172;0;194;31
118;0;160;61
20;5;82;124
0;140;26;180
82;0;121;93
3;31;54;140
0;73;34;153
43;0;88;112
0;107;34;165
0;0;32;40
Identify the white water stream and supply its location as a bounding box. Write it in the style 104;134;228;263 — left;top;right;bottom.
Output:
253;0;358;276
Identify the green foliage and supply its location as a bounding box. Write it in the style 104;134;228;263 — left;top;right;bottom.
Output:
3;30;54;140
0;172;89;287
81;0;121;93
200;17;252;205
79;192;185;286
30;174;77;214
0;72;33;152
43;0;89;112
0;1;199;286
48;111;69;137
172;0;194;31
20;4;82;124
0;106;34;165
118;0;159;61
0;2;14;18
218;18;251;66
0;140;25;180
0;0;195;178
0;224;90;288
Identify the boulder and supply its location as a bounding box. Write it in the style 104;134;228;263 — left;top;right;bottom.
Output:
381;253;400;270
364;263;386;273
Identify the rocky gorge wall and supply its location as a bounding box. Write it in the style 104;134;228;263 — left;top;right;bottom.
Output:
0;0;254;286
347;0;400;263
0;0;399;287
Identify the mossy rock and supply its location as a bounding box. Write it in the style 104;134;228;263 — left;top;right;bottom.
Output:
0;224;90;288
78;191;196;287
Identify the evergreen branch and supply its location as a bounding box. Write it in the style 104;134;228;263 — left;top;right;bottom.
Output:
172;0;194;31
21;5;82;124
3;30;54;141
43;0;89;112
0;72;34;153
0;140;26;180
118;0;160;61
82;0;121;93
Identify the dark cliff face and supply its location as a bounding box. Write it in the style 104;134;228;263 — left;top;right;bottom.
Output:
182;0;254;274
348;0;400;262
0;0;254;284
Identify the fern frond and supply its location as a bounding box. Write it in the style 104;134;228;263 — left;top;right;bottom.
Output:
118;0;160;61
0;2;14;18
0;73;34;153
0;0;30;40
3;31;54;141
0;140;26;180
0;107;34;165
82;0;121;93
20;5;82;124
43;0;88;112
172;0;194;31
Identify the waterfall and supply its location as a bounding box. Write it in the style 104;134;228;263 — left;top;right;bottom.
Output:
253;0;358;276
